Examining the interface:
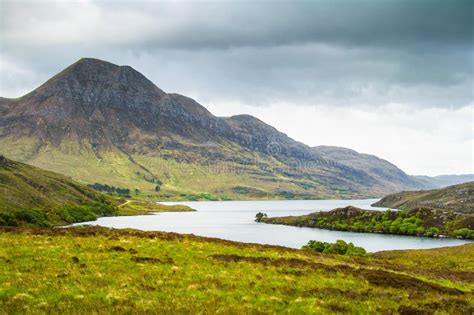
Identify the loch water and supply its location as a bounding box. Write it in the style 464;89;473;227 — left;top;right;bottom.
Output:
75;199;472;252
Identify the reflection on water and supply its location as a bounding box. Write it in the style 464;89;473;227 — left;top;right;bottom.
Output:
75;199;472;252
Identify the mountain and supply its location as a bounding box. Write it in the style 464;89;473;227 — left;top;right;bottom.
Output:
0;155;118;226
414;174;474;188
372;182;474;214
312;146;428;192
0;58;427;199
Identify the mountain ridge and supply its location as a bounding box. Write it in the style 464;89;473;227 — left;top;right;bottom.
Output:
0;58;429;199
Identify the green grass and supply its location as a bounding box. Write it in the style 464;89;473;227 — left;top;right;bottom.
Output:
0;227;472;314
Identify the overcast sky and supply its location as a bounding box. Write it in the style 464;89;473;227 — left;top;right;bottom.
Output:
0;0;472;175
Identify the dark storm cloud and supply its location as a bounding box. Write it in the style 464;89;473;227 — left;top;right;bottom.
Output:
0;0;472;108
85;0;473;50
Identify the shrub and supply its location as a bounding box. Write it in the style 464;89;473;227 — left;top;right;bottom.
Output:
453;228;474;239
302;239;367;256
425;227;440;237
302;240;327;253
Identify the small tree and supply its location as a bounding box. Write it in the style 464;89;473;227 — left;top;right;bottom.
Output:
255;212;267;222
425;227;440;237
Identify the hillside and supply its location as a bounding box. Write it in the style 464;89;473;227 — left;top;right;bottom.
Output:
372;182;474;214
312;146;427;192
0;58;427;200
0;155;119;226
0;155;194;226
0;227;472;313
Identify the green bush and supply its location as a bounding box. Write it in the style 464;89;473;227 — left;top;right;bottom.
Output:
453;228;474;239
302;240;367;256
302;240;327;253
425;227;440;237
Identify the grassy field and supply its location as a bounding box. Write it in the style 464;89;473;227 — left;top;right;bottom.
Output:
0;227;472;314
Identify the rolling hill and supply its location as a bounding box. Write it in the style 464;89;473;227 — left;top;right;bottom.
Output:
0;155;118;226
372;182;474;214
0;58;428;200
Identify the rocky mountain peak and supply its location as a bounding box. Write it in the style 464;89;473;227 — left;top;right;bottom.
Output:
25;58;165;112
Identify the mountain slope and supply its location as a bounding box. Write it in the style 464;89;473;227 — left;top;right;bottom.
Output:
312;146;427;192
0;58;426;199
372;182;474;214
0;155;118;226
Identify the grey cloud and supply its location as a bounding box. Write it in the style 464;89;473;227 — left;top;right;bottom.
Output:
0;0;472;109
80;0;474;49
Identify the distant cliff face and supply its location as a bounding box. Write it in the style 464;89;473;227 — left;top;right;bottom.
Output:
0;58;427;199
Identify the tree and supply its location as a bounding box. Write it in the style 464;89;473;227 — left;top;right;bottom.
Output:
425;227;440;237
255;212;267;222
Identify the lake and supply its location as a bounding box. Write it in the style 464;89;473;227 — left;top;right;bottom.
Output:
75;199;472;252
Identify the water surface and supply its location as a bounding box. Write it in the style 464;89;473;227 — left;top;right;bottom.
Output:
76;199;472;252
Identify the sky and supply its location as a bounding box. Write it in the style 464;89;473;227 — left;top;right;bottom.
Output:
0;0;472;176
